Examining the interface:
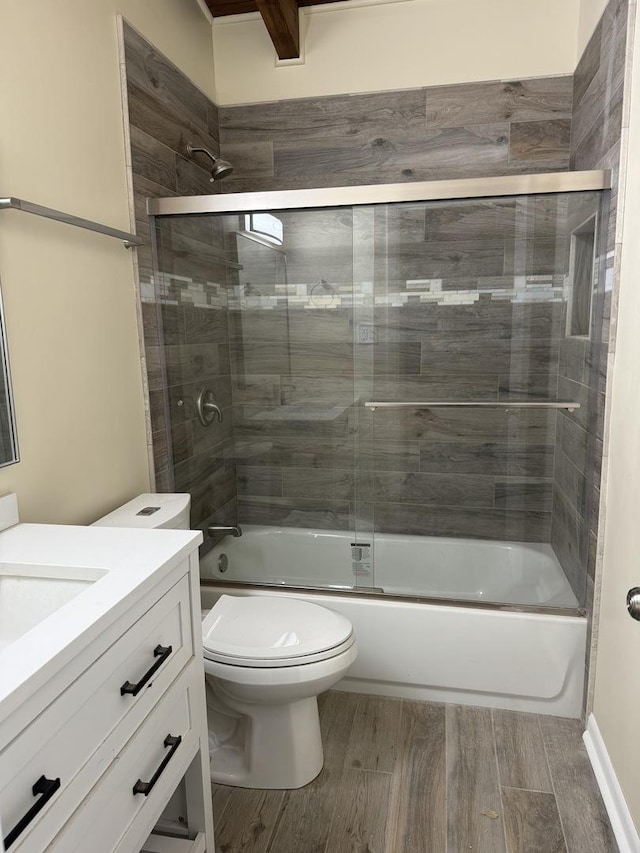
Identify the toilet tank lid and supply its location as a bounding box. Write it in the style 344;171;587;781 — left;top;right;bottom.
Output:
92;493;190;529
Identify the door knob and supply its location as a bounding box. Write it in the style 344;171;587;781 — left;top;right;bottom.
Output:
627;587;640;620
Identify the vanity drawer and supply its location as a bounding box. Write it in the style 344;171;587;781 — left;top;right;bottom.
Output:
47;669;199;853
0;575;194;852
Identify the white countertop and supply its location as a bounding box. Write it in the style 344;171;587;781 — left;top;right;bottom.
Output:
0;522;202;729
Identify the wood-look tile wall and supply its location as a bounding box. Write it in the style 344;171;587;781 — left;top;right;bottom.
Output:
549;195;605;600
551;0;626;599
122;21;238;551
125;15;624;608
227;199;566;541
218;77;573;193
218;78;575;540
555;0;629;713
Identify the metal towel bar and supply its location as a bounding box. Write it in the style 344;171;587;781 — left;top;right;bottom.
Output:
365;401;581;412
0;196;143;248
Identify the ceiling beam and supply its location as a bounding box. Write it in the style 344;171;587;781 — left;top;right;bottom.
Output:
254;0;300;59
204;0;256;16
205;0;348;16
204;0;352;59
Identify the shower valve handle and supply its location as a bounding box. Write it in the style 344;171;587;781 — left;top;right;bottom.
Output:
196;386;223;426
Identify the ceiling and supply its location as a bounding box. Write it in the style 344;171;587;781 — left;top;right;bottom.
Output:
203;0;350;59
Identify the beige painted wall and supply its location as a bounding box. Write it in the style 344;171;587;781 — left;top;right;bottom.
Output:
0;0;215;523
578;0;609;54
591;2;640;829
212;0;579;105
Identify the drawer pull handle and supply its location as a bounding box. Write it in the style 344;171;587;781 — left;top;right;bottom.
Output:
3;775;61;849
120;645;172;697
132;734;182;796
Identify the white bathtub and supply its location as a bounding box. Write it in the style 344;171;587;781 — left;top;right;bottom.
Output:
201;525;578;607
200;525;586;717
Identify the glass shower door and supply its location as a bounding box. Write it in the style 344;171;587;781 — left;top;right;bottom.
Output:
359;191;605;609
149;177;607;609
227;205;364;591
152;205;367;591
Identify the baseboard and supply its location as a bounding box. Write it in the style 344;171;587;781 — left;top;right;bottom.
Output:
583;714;640;853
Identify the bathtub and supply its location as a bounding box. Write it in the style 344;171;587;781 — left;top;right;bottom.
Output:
200;525;586;717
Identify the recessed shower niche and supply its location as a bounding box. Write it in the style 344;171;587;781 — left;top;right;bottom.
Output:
567;213;597;338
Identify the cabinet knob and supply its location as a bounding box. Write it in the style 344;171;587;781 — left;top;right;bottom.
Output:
627;587;640;620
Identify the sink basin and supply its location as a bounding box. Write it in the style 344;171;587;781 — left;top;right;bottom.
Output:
0;563;108;651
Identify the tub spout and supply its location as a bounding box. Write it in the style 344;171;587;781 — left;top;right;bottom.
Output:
208;525;243;539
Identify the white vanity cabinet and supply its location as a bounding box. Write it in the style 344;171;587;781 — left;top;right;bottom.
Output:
0;522;214;853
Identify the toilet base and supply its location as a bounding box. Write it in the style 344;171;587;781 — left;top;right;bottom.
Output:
206;683;324;789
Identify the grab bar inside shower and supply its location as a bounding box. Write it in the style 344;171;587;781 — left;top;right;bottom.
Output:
365;401;581;412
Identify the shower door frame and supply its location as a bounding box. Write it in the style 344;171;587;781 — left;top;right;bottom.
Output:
147;171;610;217
148;169;611;617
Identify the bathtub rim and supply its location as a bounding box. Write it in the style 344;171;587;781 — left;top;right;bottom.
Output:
200;578;585;619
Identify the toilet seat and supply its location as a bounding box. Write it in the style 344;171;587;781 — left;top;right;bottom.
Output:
202;595;354;668
203;633;355;668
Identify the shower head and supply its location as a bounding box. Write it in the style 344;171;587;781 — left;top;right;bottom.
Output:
186;142;234;181
210;158;234;180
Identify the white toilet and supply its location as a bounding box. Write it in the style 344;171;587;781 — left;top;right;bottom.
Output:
92;494;358;790
201;594;357;789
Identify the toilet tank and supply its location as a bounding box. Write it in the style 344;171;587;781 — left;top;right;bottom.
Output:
92;493;191;530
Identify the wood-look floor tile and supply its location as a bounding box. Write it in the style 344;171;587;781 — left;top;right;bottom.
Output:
266;765;342;853
388;701;446;853
317;689;329;714
213;788;285;853
207;695;616;853
345;695;402;772
212;783;234;825
502;787;567;853
320;690;360;770
324;768;391;853
265;691;360;853
446;705;507;853
539;715;617;852
493;710;553;792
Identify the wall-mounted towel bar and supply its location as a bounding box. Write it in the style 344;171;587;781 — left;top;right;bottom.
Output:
0;197;143;248
365;401;581;412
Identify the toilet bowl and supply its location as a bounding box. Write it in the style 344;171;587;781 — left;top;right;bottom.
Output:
92;494;358;790
201;594;357;789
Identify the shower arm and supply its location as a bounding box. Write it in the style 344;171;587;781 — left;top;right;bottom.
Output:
186;143;217;164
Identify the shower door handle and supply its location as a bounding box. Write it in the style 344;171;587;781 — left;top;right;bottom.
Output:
196;386;223;426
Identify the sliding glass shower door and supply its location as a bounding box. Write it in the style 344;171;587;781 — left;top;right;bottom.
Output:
150;174;608;610
231;204;380;591
364;190;605;609
153;203;379;591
